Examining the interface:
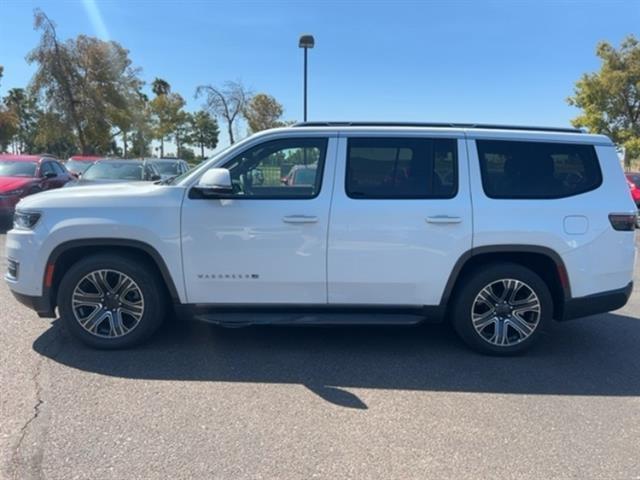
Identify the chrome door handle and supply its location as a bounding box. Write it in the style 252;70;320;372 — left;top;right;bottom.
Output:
426;215;462;224
283;215;319;224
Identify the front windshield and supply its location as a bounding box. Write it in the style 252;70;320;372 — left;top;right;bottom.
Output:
154;162;181;176
83;162;144;180
66;160;94;174
0;161;37;177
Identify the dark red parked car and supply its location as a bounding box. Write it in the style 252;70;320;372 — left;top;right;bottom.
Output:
0;154;74;222
625;173;640;207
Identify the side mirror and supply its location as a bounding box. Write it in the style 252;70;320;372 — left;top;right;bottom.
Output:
44;172;57;178
193;168;233;197
150;174;161;181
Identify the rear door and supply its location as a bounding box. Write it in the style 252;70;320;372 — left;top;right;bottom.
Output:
327;132;472;306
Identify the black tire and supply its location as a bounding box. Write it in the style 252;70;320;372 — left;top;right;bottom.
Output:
451;263;552;356
57;253;166;349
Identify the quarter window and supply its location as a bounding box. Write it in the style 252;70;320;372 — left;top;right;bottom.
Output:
346;137;457;199
223;138;328;198
477;140;602;199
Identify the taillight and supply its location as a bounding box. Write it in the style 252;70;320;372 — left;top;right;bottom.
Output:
609;213;637;231
627;179;637;190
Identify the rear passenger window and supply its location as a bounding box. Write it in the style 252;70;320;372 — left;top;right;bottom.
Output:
477;140;602;199
346;138;457;199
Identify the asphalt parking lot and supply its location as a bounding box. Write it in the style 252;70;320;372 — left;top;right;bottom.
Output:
1;232;639;480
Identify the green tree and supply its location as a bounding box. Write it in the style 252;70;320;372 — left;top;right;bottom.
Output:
243;93;285;133
3;88;39;153
195;81;250;144
190;110;219;159
32;111;76;157
149;79;187;157
0;67;19;152
28;10;143;154
568;35;640;167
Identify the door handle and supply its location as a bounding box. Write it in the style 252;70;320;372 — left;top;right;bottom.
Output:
426;215;462;224
282;215;319;224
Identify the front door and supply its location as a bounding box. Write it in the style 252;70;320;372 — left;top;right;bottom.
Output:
181;135;337;304
327;134;473;306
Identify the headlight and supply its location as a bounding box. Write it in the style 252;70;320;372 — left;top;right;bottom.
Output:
13;210;42;230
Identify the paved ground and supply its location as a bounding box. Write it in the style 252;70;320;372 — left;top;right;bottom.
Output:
1;232;639;480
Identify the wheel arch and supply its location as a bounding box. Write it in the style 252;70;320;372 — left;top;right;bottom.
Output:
45;239;181;312
442;245;570;320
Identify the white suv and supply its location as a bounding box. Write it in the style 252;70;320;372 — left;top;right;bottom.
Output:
4;122;636;354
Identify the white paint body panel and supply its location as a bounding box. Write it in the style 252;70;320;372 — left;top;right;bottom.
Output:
180;136;338;304
327;134;472;305
467;137;636;298
4;183;186;300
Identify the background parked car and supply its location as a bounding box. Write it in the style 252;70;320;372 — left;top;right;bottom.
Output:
625;173;640;207
66;159;161;186
0;154;73;222
147;158;190;180
64;155;104;177
281;164;317;186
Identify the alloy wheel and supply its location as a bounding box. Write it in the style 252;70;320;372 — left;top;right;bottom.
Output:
471;278;541;347
71;269;145;338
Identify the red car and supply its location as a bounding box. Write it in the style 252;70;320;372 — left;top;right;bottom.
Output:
625;173;640;207
0;154;74;221
65;155;104;176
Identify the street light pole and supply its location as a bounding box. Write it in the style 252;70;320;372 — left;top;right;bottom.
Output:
298;34;315;122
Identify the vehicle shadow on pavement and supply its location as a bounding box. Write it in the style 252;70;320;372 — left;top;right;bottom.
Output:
33;313;640;408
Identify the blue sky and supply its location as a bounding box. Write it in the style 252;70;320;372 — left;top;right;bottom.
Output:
1;0;638;152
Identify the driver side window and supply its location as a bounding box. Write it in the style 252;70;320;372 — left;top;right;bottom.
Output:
224;137;328;199
40;162;55;177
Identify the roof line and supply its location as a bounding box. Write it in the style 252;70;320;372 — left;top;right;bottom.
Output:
292;121;583;134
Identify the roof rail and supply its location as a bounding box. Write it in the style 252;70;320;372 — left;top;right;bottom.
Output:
292;121;583;134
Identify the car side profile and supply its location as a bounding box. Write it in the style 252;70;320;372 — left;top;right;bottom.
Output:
4;122;636;355
0;154;73;223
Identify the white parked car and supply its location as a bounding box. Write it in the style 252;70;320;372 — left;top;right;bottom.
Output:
4;122;636;354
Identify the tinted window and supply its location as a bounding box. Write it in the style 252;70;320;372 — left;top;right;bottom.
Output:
52;162;66;175
223;138;327;198
83;162;144;180
477;140;602;199
0;161;37;177
65;160;93;174
346;137;457;199
40;162;55;176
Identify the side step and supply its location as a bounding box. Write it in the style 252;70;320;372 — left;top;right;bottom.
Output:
193;312;427;327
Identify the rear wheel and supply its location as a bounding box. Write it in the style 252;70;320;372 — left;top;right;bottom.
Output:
451;263;552;355
57;254;166;349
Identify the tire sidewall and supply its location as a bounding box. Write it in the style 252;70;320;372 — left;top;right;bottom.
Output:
452;263;553;355
57;254;165;349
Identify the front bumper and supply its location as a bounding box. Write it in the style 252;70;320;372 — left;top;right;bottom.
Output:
10;289;56;318
561;282;633;321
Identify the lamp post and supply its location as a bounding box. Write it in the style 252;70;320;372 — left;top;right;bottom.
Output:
298;34;315;122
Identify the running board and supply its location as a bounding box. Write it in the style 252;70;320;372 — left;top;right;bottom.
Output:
193;312;427;327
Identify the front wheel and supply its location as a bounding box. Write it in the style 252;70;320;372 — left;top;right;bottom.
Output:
451;263;553;355
57;254;166;349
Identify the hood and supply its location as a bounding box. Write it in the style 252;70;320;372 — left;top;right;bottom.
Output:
0;176;35;193
17;181;183;210
68;178;149;187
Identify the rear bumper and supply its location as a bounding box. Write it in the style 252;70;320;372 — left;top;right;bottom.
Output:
561;282;633;321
